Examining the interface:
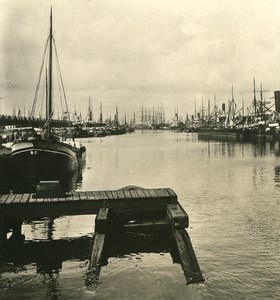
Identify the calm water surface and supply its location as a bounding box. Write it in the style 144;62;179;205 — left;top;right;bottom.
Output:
1;131;280;299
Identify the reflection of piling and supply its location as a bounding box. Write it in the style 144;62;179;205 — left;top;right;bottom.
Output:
0;185;204;285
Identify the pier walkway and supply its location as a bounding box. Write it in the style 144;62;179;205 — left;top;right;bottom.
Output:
0;187;177;218
0;185;204;285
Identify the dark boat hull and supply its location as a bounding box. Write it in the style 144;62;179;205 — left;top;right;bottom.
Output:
11;139;80;181
197;127;250;142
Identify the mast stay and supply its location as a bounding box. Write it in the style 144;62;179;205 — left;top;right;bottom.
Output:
29;8;71;129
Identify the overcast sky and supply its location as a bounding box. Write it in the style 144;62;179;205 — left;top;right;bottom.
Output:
1;0;280;120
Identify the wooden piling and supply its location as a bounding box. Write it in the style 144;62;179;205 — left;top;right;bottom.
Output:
85;208;109;285
0;216;8;243
174;229;205;284
85;233;106;285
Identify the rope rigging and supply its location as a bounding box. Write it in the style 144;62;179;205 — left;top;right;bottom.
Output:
29;34;71;122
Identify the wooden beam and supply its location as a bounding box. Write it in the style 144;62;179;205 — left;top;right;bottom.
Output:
124;220;171;234
0;216;8;243
85;233;105;285
174;229;204;284
167;204;189;229
85;207;109;285
95;208;109;234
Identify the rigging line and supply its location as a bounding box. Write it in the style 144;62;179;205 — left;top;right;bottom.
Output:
54;56;64;118
53;39;70;121
30;37;50;118
38;76;46;118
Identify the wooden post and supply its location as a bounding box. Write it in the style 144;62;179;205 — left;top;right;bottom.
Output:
95;208;109;234
167;204;204;284
85;208;109;285
174;229;205;284
10;218;23;240
0;216;8;243
167;204;189;229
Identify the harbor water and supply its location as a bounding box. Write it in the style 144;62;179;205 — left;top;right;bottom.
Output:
1;131;280;299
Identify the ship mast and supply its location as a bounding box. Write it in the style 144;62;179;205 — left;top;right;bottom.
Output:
47;7;53;137
253;77;256;117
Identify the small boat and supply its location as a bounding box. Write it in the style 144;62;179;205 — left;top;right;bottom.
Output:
11;9;86;184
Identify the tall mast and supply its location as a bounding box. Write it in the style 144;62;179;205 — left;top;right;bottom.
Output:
253;77;256;117
47;7;53;134
260;82;263;119
0;75;3;115
99;102;103;123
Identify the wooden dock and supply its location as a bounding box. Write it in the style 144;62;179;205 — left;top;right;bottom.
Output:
0;184;204;285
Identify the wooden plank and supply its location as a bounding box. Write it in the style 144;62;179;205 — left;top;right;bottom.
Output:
13;194;23;204
98;191;109;200
166;188;177;197
43;197;52;203
116;190;125;199
86;191;94;200
155;189;170;197
135;189;147;198
85;233;106;285
36;197;44;203
123;190;132;198
0;194;9;204
4;194;16;204
174;229;204;284
92;191;103;200
129;189;139;198
28;195;37;203
142;189;152;198
78;192;88;200
148;189;159;198
51;197;60;202
72;192;80;201
21;194;31;203
111;190;119;199
105;191;114;199
65;193;75;202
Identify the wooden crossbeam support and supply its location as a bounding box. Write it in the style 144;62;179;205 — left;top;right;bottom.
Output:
124;220;171;234
167;204;189;229
174;229;204;284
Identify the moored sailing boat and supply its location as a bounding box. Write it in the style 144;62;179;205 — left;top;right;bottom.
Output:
11;9;86;183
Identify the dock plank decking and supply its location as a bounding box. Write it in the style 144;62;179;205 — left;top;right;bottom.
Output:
0;188;177;219
0;186;205;285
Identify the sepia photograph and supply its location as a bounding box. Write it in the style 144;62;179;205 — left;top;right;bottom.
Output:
0;0;279;299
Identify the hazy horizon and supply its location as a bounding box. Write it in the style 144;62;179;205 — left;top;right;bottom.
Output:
1;0;280;121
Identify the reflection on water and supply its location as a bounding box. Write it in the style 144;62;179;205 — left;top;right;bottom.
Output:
0;236;92;299
0;161;84;194
1;132;280;299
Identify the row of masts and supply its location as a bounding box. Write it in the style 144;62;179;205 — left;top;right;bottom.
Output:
189;79;275;127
